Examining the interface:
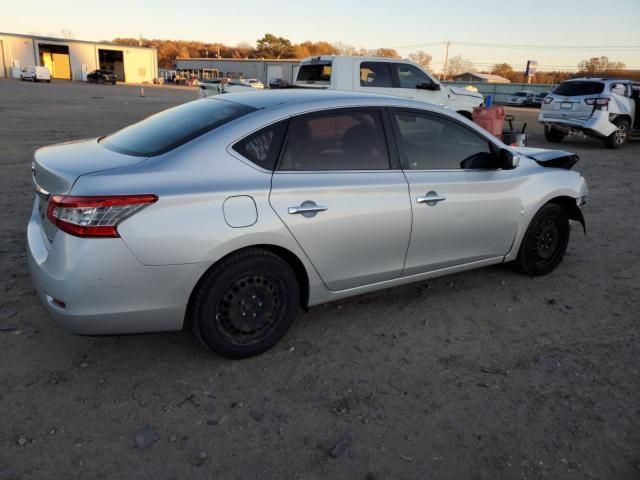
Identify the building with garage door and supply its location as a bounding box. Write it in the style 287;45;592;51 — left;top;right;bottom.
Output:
0;32;158;83
175;58;300;85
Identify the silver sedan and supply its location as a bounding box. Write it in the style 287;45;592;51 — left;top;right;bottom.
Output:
28;90;588;358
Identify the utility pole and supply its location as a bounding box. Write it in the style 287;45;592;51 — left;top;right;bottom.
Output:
442;41;451;81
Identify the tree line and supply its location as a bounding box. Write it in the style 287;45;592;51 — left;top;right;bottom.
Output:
111;33;405;69
111;35;635;82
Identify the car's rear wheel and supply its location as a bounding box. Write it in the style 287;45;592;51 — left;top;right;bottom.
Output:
605;118;629;149
515;203;570;276
191;249;300;359
544;126;566;143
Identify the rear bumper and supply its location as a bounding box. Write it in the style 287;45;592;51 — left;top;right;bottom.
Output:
27;200;208;335
538;109;618;137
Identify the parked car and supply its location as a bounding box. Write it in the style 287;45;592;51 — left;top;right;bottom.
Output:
243;78;264;89
87;70;117;84
507;90;536;106
294;56;484;118
539;78;640;149
28;90;587;359
528;91;549;108
269;78;290;89
199;78;262;97
20;66;51;82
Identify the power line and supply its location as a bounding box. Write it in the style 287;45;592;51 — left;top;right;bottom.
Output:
394;40;640;51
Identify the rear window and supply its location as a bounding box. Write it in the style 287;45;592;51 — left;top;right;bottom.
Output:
100;99;255;156
513;92;529;97
552;81;604;96
297;63;332;84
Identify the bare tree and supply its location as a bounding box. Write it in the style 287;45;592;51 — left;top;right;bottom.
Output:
578;56;626;74
408;50;433;70
445;55;474;79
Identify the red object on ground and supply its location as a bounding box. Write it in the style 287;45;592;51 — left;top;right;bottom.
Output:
472;106;505;138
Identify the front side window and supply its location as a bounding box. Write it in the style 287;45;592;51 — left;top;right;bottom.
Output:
100;99;255;156
396;63;432;89
279;110;390;171
392;111;492;170
232;120;288;170
359;62;393;88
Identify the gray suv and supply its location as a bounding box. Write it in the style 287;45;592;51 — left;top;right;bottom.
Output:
539;77;640;148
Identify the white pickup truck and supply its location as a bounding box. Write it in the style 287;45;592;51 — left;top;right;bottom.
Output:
294;56;484;118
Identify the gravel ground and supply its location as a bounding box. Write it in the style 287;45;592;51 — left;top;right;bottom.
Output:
0;79;638;480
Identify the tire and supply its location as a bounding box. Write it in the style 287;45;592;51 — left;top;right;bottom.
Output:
515;203;570;276
191;248;300;359
544;125;566;143
604;118;630;149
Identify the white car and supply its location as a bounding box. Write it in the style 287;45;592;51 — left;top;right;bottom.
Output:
294;56;484;119
20;66;51;83
243;78;264;89
199;78;264;97
507;90;535;106
539;78;640;149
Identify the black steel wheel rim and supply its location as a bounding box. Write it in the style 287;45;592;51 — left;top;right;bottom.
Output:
532;218;560;261
214;271;285;346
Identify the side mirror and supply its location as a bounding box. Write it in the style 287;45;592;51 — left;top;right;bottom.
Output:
499;148;519;170
416;82;440;91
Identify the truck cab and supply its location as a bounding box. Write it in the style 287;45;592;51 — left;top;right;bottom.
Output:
294;56;484;118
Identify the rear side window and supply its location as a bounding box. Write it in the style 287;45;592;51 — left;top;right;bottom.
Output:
552;81;604;96
297;63;332;84
359;62;393;88
100;99;255;156
279;110;390;171
232;120;288;170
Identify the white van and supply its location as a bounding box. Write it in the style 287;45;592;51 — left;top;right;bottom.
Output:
20;66;52;83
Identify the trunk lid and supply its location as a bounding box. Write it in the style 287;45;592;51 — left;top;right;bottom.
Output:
32;138;148;245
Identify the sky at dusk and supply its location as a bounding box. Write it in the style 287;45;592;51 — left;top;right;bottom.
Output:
2;0;639;71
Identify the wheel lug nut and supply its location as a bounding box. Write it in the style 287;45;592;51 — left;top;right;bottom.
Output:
253;313;256;317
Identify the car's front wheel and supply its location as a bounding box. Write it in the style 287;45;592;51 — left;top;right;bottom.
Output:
544;126;566;143
191;248;300;359
515;203;570;276
605;118;629;149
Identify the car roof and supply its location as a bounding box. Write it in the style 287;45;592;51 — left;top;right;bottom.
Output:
211;89;438;112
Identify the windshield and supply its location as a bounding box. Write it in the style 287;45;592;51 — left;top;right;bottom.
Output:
552;81;604;96
297;63;332;84
100;99;256;156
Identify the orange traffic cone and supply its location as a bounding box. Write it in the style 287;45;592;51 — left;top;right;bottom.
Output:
140;87;145;97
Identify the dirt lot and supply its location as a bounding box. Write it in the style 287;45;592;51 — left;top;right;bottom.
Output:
0;79;638;480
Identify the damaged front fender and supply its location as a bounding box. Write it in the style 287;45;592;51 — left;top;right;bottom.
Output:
513;147;579;170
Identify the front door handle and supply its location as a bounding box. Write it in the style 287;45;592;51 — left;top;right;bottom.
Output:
416;191;447;206
288;201;328;217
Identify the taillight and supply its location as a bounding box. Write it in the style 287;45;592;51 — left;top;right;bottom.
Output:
584;98;610;106
46;194;157;238
543;97;553;104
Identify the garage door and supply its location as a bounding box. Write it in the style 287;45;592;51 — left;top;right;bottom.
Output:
0;41;5;78
266;65;282;84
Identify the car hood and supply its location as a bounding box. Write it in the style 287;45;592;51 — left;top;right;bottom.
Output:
448;86;484;99
512;146;579;170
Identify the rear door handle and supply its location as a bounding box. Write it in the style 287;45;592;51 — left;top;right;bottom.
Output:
416;192;447;206
288;201;328;217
